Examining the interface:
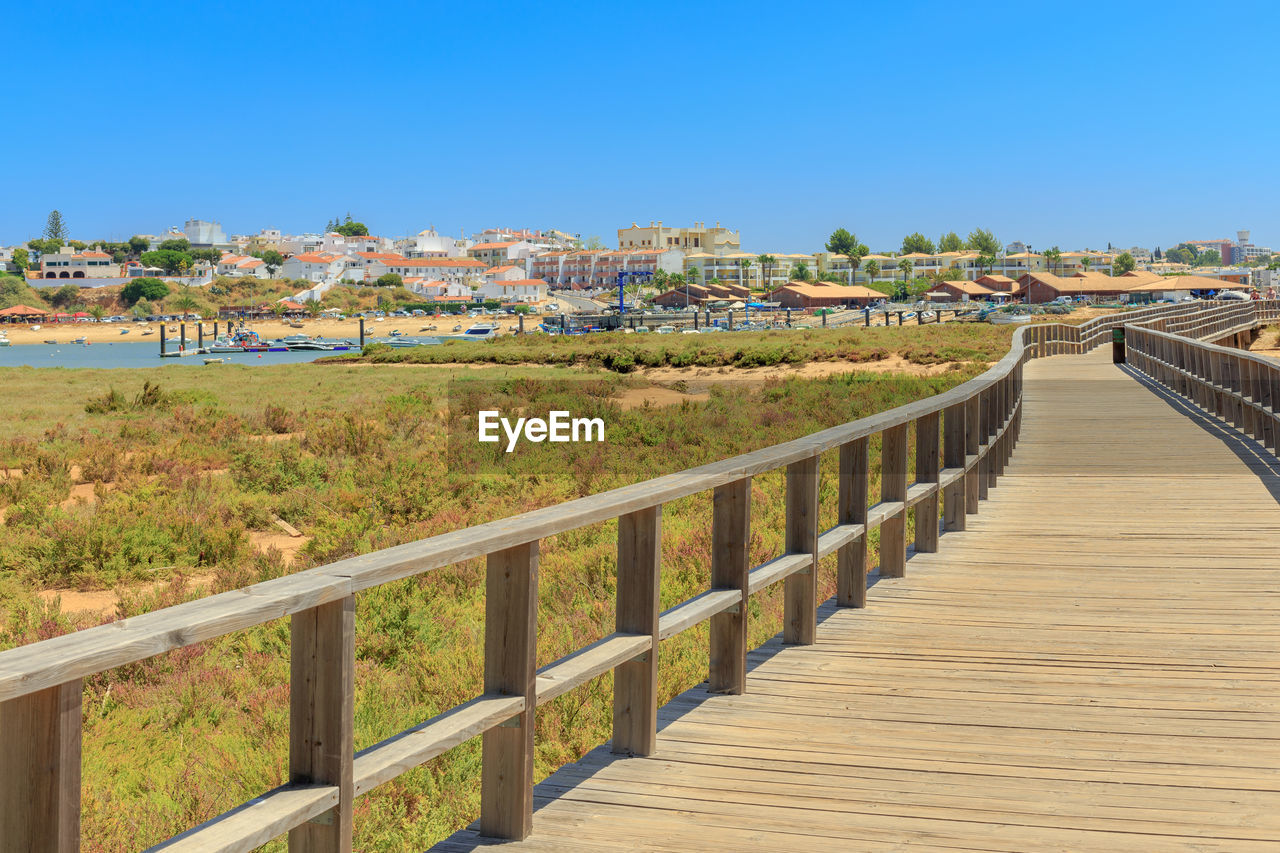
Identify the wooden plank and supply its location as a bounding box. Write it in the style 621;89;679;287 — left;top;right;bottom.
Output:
914;411;941;553
0;679;80;853
783;456;819;644
481;542;538;839
538;634;651;706
815;523;866;561
879;424;908;579
964;395;981;514
710;479;751;694
612;509;659;757
147;784;338;853
288;597;354;852
657;590;741;640
353;695;525;796
837;437;869;608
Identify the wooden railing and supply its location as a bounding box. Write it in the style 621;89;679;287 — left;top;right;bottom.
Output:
1;299;1277;852
1125;323;1280;456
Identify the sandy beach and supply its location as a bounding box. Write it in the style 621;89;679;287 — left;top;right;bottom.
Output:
0;313;561;345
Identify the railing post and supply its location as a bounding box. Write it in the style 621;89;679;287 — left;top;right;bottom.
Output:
784;456;819;644
0;680;81;853
710;483;750;694
880;424;908;578
613;509;659;754
481;542;538;839
943;403;967;531
289;596;355;852
837;437;869;607
964;395;981;514
914;412;940;553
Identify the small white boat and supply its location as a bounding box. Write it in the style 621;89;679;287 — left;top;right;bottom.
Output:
30;325;40;332
204;357;225;364
0;337;10;348
141;328;156;336
987;313;1032;325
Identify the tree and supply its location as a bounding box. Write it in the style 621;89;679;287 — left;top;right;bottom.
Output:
121;277;170;305
334;214;370;237
1043;246;1062;275
686;265;701;289
652;269;670;292
304;299;322;317
11;247;28;273
825;228;861;285
938;231;964;253
1113;252;1136;276
189;248;222;264
582;235;606;250
272;303;287;319
158;238;191;253
792;261;811;281
128;235;150;256
375;272;403;288
139;249;191;275
966;228;1001;256
976;251;997;275
257;249;284;278
88;304;106;321
898;259;914;286
901;232;936;255
1196;249;1221;267
44;210;68;243
1081;256;1093;273
864;260;881;285
1153;246;1163;261
27;238;62;256
131;298;153;317
738;258;753;289
49;283;80;307
756;254;776;291
171;294;199;316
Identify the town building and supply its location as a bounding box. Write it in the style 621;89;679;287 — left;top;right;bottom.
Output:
394;228;466;258
36;249;119;279
617;221;740;253
377;257;487;285
279;252;353;283
216;254;269;278
768;283;883;309
184;219;231;248
927;280;998;302
476;278;547;303
466;240;535;269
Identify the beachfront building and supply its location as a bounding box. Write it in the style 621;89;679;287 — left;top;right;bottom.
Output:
927;280;998;302
617;221;740;253
37;249;119;279
347;252;407;279
768;283;883;309
476;278;547;303
409;280;472;299
378;257;487;285
533;248;684;289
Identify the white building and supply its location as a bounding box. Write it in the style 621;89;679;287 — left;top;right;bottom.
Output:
216;254;269;278
280;252;354;283
37;249;120;279
184;219;230;248
393;227;466;258
377;257;487;285
477;278;547;303
484;264;526;282
466;240;536;269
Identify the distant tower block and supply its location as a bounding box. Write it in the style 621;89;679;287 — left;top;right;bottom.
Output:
1238;230;1250;244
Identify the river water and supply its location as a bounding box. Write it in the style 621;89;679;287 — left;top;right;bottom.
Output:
0;341;355;369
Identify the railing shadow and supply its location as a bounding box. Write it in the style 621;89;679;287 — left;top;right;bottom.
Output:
430;572;893;850
1122;363;1280;505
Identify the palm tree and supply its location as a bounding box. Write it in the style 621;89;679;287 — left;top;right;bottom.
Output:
88;304;106;322
304;298;322;318
738;258;752;291
1081;256;1093;274
864;260;881;288
792;261;810;281
171;294;199;318
1043;246;1062;275
898;259;914;292
271;302;287;320
757;255;776;292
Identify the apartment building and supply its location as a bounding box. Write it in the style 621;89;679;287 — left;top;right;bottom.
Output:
533;248;684;289
466;240;535;269
280;252;353;283
376;256;487;285
617;221;740;253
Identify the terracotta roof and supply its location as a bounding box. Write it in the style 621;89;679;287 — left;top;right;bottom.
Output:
356;251;406;261
291;252;344;264
79;251;111;258
769;283;883;298
0;304;48;315
485;265;519;275
489;279;545;287
469;241;521;251
939;280;996;296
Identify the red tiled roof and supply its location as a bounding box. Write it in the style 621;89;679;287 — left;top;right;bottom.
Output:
469;241;520;250
388;258;485;268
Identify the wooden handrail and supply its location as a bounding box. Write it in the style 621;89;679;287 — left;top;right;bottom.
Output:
1;299;1275;850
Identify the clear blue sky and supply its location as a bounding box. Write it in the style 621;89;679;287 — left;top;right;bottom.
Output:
7;0;1279;253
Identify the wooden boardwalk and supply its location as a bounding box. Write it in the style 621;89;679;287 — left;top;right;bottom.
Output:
437;349;1280;852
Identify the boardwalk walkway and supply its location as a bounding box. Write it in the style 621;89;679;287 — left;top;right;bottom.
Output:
438;349;1280;852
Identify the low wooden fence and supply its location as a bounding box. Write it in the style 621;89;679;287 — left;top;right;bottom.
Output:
1;300;1277;852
